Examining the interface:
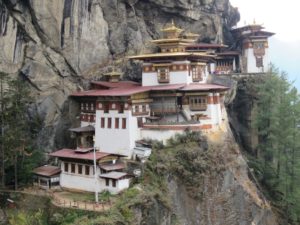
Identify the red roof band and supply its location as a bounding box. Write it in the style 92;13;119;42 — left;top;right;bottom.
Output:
71;83;229;97
49;149;125;161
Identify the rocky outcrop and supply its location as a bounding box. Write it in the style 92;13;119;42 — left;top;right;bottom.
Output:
0;0;239;151
131;129;277;225
168;134;276;225
226;75;263;154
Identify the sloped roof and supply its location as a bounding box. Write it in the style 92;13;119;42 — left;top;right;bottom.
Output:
49;148;111;161
32;165;61;177
99;163;125;171
69;125;95;133
71;82;229;97
71;86;150;97
99;171;128;180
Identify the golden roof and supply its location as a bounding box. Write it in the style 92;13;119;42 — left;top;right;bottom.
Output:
103;67;123;76
150;38;196;44
184;32;200;38
161;20;183;33
128;52;215;60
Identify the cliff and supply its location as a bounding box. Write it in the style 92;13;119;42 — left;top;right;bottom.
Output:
0;0;239;151
130;130;277;225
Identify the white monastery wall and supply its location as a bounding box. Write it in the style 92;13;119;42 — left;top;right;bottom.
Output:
170;70;190;84
142;72;159;86
95;109;140;157
245;48;270;73
60;172;99;192
98;178;130;194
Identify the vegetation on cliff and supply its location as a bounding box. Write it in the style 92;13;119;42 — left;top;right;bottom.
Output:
248;67;300;224
0;72;43;189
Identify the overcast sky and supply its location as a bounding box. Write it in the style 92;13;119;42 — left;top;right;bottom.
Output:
230;0;300;88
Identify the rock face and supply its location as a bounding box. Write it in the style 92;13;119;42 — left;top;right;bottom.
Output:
130;129;277;225
0;0;239;151
167;133;276;225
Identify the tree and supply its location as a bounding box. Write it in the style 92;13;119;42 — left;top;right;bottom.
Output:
0;71;11;188
254;67;300;224
0;73;43;189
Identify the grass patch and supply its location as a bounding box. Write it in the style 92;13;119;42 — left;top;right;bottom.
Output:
58;190;114;203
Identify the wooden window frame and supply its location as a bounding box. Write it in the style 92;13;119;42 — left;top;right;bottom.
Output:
71;163;76;173
122;118;126;129
115;118;119;129
157;67;170;83
64;162;68;172
135;105;139;113
118;104;124;113
189;96;207;111
103;103;109;114
191;66;203;82
101;118;105;128
107;118;112;129
85;165;90;175
78;164;83;174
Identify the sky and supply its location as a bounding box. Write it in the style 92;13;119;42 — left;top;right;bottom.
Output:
230;0;300;88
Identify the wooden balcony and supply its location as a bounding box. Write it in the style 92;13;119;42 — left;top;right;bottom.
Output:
190;104;207;111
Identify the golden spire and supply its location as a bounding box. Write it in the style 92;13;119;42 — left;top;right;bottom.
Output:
161;20;183;33
103;65;123;82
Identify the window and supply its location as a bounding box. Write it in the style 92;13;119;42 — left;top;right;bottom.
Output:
118;104;124;113
64;162;68;172
189;96;207;111
112;180;116;187
142;105;146;112
101;118;105;128
105;178;109;186
191;66;203;82
137;117;143;128
71;164;75;173
157;67;169;83
115;118;119;129
107;118;112;128
103;103;109;113
122;118;126;129
135;105;139;113
85;165;90;175
78;164;82;174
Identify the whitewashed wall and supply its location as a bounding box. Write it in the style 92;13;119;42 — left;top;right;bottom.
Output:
245;48;270;73
95;109;140;157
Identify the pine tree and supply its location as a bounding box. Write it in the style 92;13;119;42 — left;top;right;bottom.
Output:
0;71;11;188
254;67;300;224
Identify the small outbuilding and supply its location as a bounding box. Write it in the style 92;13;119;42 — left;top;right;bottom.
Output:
99;171;130;194
32;165;61;189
